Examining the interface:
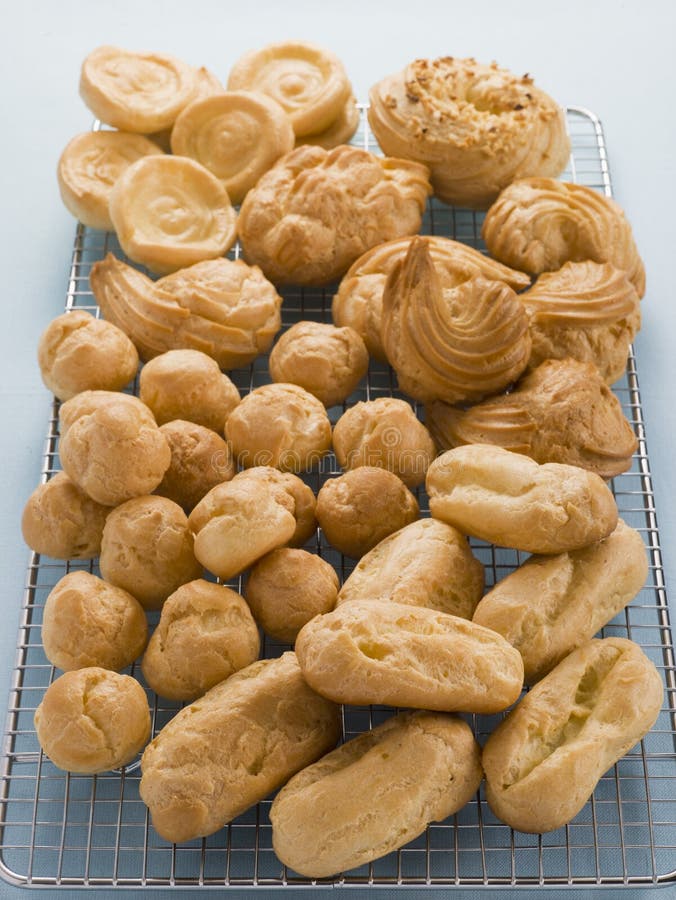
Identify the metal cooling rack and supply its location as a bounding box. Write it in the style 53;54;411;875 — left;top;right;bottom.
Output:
1;107;675;889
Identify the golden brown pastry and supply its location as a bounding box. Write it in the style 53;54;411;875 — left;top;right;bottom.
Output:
337;518;483;619
381;237;531;404
316;467;419;559
268;321;368;407
231;467;317;548
59;391;171;506
139;652;341;843
482;178;646;297
368;57;570;208
332;235;530;362
141;579;260;701
238;144;431;285
295;600;524;712
245;548;338;643
295;94;359;149
34;667;150;774
108;155;237;275
332;397;436;488
473;519;648;683
21;472;108;559
155;420;235;512
139;349;240;432
482;638;663;833
145;65;224;151
79;45;199;132
57;131;163;230
99;495;202;610
227;41;351;138
426;358;638;479
270;711;482;877
225;383;332;472
426;444;618;554
42;571;148;672
90;254;282;369
522;261;641;383
38;310;139;401
171;90;295;204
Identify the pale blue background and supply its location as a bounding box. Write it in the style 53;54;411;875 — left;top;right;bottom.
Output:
1;0;675;897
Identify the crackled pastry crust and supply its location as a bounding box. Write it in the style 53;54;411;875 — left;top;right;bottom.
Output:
238;144;431;285
522;261;641;383
231;467;317;548
482;178;646;297
368;57;570;208
295;94;359;149
108;155;237;275
57;131;163;230
171;91;295;204
381;237;531;404
426;358;637;479
227;41;351;137
90;254;282;368
79;45;199;133
332;235;531;361
155;420;235;512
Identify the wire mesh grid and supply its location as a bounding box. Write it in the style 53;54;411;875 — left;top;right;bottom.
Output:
1;107;675;889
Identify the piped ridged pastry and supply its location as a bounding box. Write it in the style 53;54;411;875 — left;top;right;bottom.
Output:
295;94;359;149
90;254;282;368
426;358;637;478
482;178;646;297
237;144;431;285
522;260;641;383
332;234;531;361
368;57;570;208
381;237;531;403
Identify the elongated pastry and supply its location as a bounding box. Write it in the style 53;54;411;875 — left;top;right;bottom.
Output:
332;235;531;361
482;178;646;297
473;519;648;682
482;638;663;833
426;358;637;479
368;57;570;208
90;253;282;368
381;237;531;403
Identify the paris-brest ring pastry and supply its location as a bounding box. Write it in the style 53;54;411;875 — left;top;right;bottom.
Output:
368;56;570;208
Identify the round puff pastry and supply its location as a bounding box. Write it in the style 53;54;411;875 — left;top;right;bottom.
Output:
59;391;171;507
268;321;368;407
34;667;150;774
332;235;531;362
426;358;638;479
381;237;531;404
90;253;282;369
482;178;646;297
141;579;260;701
225;383;332;472
295;94;359;149
315;467;419;559
21;472;108;560
368;56;570;209
155;420;235;512
473;519;648;684
227;41;351;137
171;90;294;204
57;131;163;231
332;397;436;488
295;600;524;713
99;495;202;610
42;571;148;672
245;548;339;643
426;444;618;555
270;710;482;878
38;310;139;401
522;261;641;384
237;144;431;285
79;45;198;133
145;65;224;152
108;155;237;275
139;348;240;432
232;467;317;548
337;518;484;619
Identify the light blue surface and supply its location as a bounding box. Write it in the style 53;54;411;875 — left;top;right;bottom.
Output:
1;0;675;897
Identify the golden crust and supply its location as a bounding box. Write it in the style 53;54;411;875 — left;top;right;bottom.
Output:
231;467;317;548
294;94;359;149
155;420;235;512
